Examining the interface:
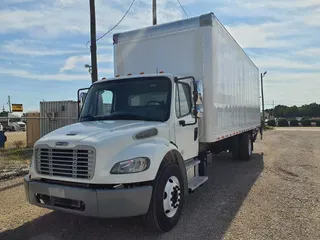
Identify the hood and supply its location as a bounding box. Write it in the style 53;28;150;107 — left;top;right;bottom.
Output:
36;120;163;147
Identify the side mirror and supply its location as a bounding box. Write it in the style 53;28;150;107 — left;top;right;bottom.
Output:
77;88;89;118
80;92;87;105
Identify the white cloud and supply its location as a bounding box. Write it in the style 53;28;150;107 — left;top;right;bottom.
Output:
99;68;114;75
264;72;320;83
60;54;113;72
2;0;36;4
0;0;185;37
226;23;292;49
1;40;85;56
0;68;89;81
295;48;320;57
302;8;320;27
234;0;320;9
60;56;90;72
251;55;320;71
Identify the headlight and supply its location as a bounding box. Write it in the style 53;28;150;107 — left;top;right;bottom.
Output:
110;157;150;174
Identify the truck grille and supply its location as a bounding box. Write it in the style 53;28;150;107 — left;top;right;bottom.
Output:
35;146;95;179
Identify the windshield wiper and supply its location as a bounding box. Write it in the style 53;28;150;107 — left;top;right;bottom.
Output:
79;115;96;121
80;113;160;122
100;113;158;122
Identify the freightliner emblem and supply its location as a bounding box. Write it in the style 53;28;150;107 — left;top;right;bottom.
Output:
55;142;69;146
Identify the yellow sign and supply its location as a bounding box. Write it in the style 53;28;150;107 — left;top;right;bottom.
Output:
12;104;23;112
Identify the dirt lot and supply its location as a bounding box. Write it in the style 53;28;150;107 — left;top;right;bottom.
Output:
1;128;320;240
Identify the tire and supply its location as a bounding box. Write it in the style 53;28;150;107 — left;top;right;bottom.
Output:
231;135;240;160
143;161;184;232
239;133;252;161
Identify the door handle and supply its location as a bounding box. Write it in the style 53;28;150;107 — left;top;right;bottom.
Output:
194;127;198;141
179;120;186;126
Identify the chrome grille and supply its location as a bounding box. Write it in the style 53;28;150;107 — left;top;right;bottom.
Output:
35;145;95;179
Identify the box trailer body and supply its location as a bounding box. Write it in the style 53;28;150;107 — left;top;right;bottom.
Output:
24;12;262;233
113;13;260;143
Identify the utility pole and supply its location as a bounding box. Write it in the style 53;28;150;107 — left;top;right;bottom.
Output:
152;0;157;25
261;71;267;129
89;0;98;84
7;96;11;113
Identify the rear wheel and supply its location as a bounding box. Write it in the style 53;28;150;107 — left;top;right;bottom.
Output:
143;161;184;232
231;135;240;160
239;133;252;161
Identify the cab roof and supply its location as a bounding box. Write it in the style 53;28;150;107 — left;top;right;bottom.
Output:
93;73;174;85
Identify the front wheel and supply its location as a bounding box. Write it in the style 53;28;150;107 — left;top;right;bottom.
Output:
143;161;184;232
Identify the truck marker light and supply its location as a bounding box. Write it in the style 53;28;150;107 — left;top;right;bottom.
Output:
159;71;164;73
127;73;132;76
115;74;120;77
134;128;158;139
140;72;144;74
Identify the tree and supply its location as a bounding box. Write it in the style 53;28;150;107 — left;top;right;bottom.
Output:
265;103;320;118
0;111;8;117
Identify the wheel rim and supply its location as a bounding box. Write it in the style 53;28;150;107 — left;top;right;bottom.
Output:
248;136;252;155
163;176;181;218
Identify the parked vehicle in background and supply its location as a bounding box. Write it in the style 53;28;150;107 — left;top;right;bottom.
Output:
8;121;26;131
24;12;262;232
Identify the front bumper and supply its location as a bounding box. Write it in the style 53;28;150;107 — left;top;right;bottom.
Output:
24;175;153;218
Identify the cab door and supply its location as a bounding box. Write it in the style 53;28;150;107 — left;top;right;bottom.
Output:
174;77;199;160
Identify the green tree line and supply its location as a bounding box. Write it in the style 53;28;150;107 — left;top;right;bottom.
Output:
266;103;320;118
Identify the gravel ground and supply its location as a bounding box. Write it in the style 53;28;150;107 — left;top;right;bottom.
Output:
1;128;320;240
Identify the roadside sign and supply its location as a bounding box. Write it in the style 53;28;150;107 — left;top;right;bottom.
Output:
12;104;23;112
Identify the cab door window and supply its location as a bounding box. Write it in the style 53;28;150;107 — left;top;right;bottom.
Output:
175;83;192;118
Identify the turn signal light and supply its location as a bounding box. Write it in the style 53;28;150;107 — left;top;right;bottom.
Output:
159;71;164;73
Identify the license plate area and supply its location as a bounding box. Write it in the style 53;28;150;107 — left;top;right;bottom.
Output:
49;187;65;198
35;193;85;211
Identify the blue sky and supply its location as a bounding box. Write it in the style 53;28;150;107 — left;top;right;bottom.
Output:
0;0;319;112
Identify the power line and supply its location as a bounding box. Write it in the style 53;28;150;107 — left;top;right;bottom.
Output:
86;0;136;49
176;0;188;18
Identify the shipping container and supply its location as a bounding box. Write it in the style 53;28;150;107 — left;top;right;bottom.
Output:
40;101;78;137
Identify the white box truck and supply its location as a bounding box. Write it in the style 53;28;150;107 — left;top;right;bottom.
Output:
24;12;261;232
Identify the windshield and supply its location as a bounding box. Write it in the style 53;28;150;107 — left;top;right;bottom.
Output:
79;76;172;122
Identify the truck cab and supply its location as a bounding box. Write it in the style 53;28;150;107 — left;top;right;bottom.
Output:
25;73;205;232
80;73;199;160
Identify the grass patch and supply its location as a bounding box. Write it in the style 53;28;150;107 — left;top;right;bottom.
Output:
0;148;32;161
0;148;32;172
264;125;274;130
